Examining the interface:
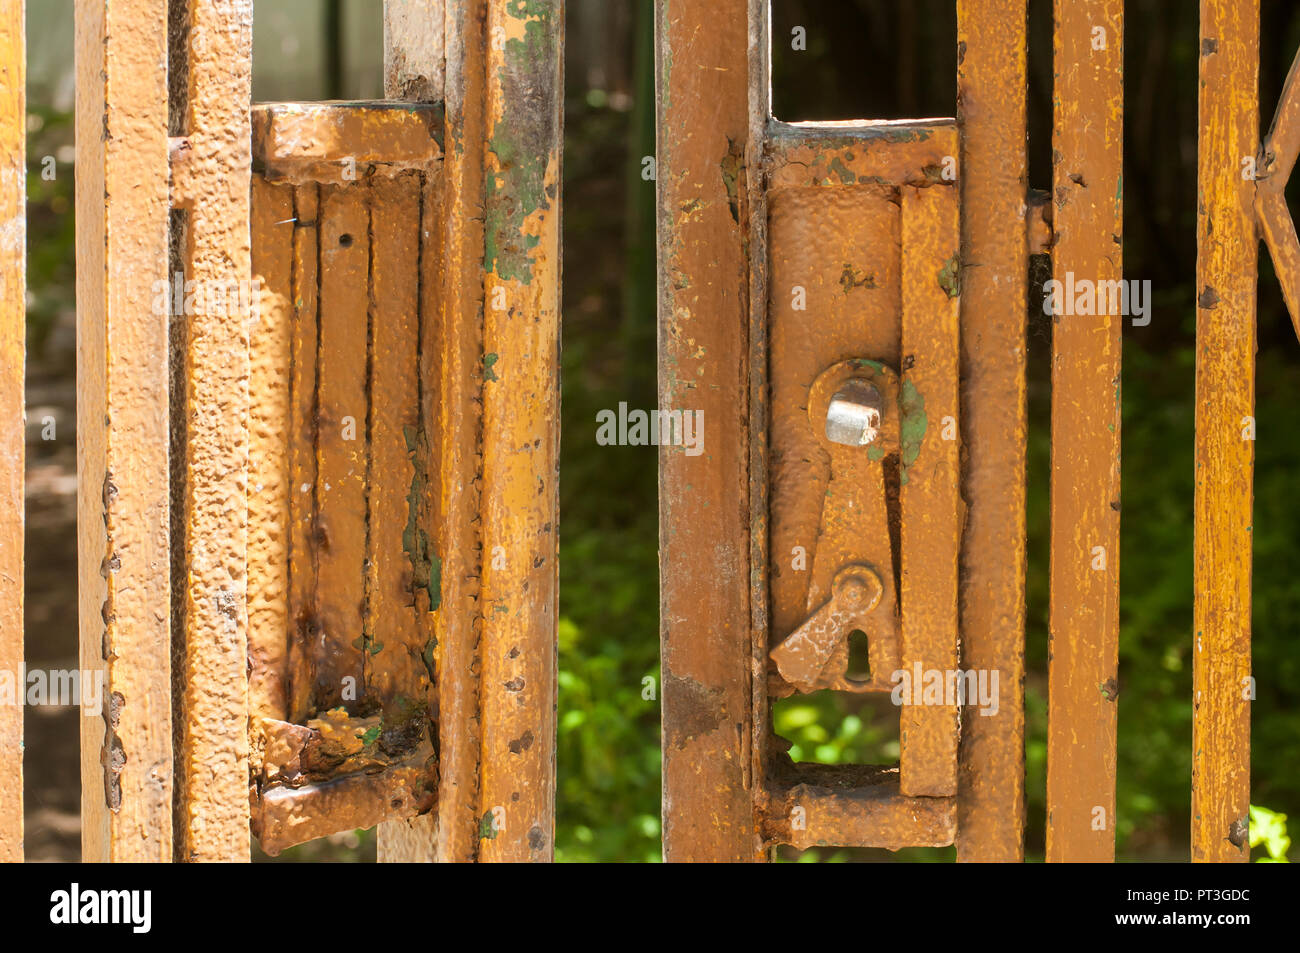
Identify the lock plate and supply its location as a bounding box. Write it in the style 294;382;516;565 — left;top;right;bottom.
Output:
764;123;964;816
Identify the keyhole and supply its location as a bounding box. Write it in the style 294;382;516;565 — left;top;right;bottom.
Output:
845;628;872;682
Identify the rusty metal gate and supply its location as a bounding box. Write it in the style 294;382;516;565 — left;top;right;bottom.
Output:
0;0;562;862
656;0;1281;862
0;0;1290;865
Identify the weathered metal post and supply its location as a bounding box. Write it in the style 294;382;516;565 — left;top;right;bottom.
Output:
1046;0;1124;863
0;0;24;865
170;0;255;863
1193;0;1257;863
656;0;759;862
952;0;1029;863
75;0;175;863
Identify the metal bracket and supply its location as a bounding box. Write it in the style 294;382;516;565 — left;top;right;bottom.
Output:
770;359;902;695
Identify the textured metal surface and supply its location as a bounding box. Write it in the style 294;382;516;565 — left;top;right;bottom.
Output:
764;127;961;839
954;0;1028;863
75;0;174;863
1045;0;1123;863
172;0;255;862
0;0;22;863
248;110;439;854
766;765;956;851
1193;0;1256;864
248;179;293;727
252;102;443;184
657;0;759;862
426;0;489;863
898;183;962;800
476;0;563;863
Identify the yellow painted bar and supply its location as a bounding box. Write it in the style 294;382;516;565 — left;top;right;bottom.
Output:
248;179;294;726
174;0;254;862
954;0;1029;862
0;0;23;864
1193;0;1256;863
75;0;174;863
287;183;320;724
365;171;426;705
656;0;758;864
898;183;962;799
1046;0;1124;863
429;0;488;863
313;186;370;712
476;0;563;863
377;164;446;863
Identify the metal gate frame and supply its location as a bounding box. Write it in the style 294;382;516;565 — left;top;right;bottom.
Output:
656;0;1264;863
0;0;563;863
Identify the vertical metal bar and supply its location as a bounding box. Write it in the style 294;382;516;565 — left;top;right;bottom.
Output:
477;0;563;863
657;0;758;861
432;0;489;862
0;0;23;864
75;0;173;862
745;0;770;835
1193;0;1256;863
365;172;426;709
899;184;962;799
954;0;1029;862
376;164;445;863
1046;0;1124;863
313;187;370;709
173;0;254;862
248;179;294;726
287;184;320;725
369;171;433;862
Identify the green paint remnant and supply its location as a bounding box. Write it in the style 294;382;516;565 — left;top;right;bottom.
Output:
402;425;439;612
867;445;884;462
361;726;381;746
485;2;561;283
853;358;886;373
479;810;500;840
828;156;856;185
428;553;441;611
899;379;928;486
483;352;500;381
840;263;876;294
938;255;960;298
369;640;384;656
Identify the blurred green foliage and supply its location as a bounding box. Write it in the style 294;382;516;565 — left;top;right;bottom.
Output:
25;106;75;357
1249;805;1291;863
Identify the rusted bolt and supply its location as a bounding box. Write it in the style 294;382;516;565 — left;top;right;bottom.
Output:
825;379;884;446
